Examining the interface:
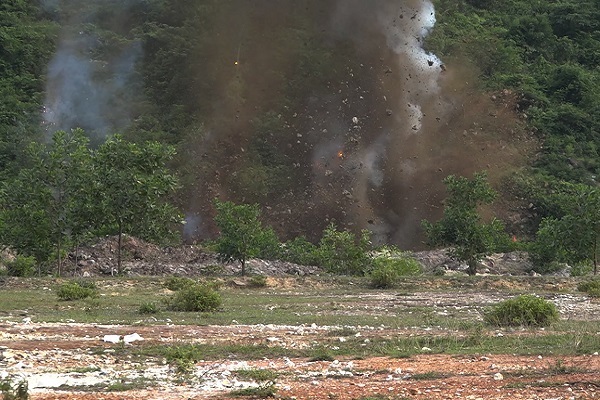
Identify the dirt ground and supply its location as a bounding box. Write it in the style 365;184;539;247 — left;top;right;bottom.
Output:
1;240;599;399
2;312;599;399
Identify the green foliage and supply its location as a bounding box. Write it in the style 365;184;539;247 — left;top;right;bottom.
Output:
94;135;182;272
138;302;159;314
214;200;280;275
422;173;510;275
230;382;278;398
280;236;320;266
317;223;372;275
484;295;559;327
369;251;421;289
248;275;268;288
577;279;600;298
530;183;600;274
0;131;181;275
429;0;600;184
369;264;400;289
166;283;222;312
0;377;29;400
230;368;279;398
56;281;98;301
163;276;195;291
4;255;36;277
308;346;335;362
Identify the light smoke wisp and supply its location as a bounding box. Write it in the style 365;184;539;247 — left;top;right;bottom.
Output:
42;1;142;139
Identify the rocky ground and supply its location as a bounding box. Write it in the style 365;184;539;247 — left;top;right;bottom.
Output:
1;317;599;399
1;237;599;399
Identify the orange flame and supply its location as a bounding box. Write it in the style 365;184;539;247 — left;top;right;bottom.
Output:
337;150;344;159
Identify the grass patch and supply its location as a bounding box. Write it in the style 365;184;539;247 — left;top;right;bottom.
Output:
230;382;277;397
484;295;559;327
232;368;279;382
409;371;449;380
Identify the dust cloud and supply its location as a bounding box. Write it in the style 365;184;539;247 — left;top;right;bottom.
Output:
41;0;532;248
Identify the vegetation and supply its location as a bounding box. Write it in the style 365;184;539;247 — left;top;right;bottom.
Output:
577;279;600;298
214;199;280;275
56;281;98;301
4;255;36;277
530;183;600;274
484;295;559;327
166;283;222;312
0;378;29;400
230;369;279;398
0;130;181;275
422;173;511;275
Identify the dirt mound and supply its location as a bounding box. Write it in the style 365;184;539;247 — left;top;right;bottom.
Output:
70;236;320;277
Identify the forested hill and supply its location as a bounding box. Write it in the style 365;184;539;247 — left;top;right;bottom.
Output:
1;0;598;249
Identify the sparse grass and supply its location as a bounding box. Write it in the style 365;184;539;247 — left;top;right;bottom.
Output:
248;274;268;287
409;371;449;380
230;382;278;397
0;275;599;359
69;365;101;373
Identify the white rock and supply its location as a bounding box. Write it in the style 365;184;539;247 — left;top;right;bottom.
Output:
123;333;144;344
493;372;504;381
102;335;121;344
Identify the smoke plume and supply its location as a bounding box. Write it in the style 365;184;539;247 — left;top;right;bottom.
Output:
42;1;142;140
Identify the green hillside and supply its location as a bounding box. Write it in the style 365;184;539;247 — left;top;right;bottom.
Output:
0;0;598;255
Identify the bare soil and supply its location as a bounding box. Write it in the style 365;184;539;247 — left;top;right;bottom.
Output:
2;239;599;399
2;289;599;400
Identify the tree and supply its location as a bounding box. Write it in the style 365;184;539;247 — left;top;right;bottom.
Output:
0;130;92;275
213;199;279;275
422;172;510;275
93;135;182;273
531;183;600;274
317;223;372;275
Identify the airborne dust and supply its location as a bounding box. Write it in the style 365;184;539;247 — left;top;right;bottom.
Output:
42;0;533;249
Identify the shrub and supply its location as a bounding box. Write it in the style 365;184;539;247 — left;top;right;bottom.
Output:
5;255;36;277
484;295;559;327
56;281;98;301
167;283;222;312
164;276;195;291
369;264;399;289
0;377;29;400
249;275;267;288
317;224;372;275
369;250;421;288
138;302;159;314
577;279;600;298
281;236;320;265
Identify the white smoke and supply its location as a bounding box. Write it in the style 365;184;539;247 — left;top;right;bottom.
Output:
42;1;143;139
329;0;445;244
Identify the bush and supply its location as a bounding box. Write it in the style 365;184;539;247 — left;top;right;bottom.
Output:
164;276;195;291
484;295;559;327
5;255;36;277
249;275;267;288
577;279;600;298
369;264;400;289
138;302;159;314
317;224;372;275
369;250;421;288
167;283;222;312
56;281;98;301
0;377;29;400
281;236;320;266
